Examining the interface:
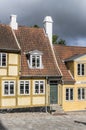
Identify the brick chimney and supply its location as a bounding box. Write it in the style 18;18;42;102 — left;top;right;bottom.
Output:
10;15;18;30
43;16;53;45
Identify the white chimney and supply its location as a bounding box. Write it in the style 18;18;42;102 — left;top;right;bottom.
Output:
43;16;53;45
10;15;18;30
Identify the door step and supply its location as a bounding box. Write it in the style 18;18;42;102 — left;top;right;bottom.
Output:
50;104;64;114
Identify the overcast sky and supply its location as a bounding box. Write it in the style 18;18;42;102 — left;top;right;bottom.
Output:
0;0;86;46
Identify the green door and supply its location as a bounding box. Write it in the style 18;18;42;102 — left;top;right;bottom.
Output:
50;85;58;104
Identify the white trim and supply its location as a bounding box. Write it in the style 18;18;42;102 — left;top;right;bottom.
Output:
2;80;15;96
11;28;21;49
68;70;74;79
19;80;30;95
33;80;45;95
29;54;43;69
43;26;62;76
74;54;86;61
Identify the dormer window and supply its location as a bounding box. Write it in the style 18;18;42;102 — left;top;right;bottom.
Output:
26;50;43;69
31;55;40;68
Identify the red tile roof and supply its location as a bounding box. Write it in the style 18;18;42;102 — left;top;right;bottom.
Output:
15;27;61;77
0;24;20;51
54;45;86;82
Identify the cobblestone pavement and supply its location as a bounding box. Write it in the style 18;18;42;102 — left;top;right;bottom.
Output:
0;111;86;130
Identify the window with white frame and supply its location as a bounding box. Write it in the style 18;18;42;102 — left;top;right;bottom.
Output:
26;50;43;69
78;88;86;100
31;55;41;68
0;53;6;67
19;81;30;95
3;81;15;96
66;88;73;101
77;63;84;76
34;81;45;94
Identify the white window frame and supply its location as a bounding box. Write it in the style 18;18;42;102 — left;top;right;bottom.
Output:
3;81;15;96
0;53;7;67
19;80;30;95
65;88;74;101
34;80;45;94
30;54;42;69
78;88;86;100
77;63;85;76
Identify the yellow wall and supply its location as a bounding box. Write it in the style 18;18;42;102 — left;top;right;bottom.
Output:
18;97;31;106
62;84;86;111
0;53;19;77
2;98;16;107
0;78;49;109
74;61;86;81
0;69;7;76
9;54;18;64
32;97;45;105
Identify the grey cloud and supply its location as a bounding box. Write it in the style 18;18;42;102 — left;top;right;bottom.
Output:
0;0;86;46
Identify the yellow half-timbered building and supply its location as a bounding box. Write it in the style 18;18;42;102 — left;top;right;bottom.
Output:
0;15;86;112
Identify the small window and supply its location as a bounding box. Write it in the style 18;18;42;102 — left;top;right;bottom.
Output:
31;55;41;68
78;88;86;100
77;63;84;76
19;81;30;95
0;53;6;67
3;81;15;96
26;50;43;69
34;81;45;94
66;88;73;101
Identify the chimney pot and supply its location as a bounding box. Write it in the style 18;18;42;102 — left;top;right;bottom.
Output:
10;14;18;30
43;16;53;45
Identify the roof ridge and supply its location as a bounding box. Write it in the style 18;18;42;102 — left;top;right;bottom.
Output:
54;44;86;48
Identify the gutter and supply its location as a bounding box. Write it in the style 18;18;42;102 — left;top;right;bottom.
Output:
20;75;62;79
0;48;20;53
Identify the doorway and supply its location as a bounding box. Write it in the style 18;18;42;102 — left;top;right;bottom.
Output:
50;84;58;104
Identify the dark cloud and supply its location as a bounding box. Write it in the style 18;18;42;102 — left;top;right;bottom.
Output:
0;0;86;46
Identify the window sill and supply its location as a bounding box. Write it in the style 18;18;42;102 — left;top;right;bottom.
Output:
65;100;74;102
78;99;86;101
19;94;30;96
2;94;15;97
77;75;86;77
0;66;7;68
33;93;45;95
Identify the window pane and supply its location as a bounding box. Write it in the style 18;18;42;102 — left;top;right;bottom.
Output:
20;82;24;94
40;84;44;93
82;64;84;75
32;56;35;67
82;88;85;99
0;54;1;66
10;84;14;94
20;89;24;94
37;56;40;67
35;84;39;93
70;89;73;100
78;64;80;75
4;84;9;95
2;54;6;66
66;89;69;100
78;88;81;100
25;81;29;94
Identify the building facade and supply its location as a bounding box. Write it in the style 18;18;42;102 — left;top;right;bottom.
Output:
0;15;86;111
